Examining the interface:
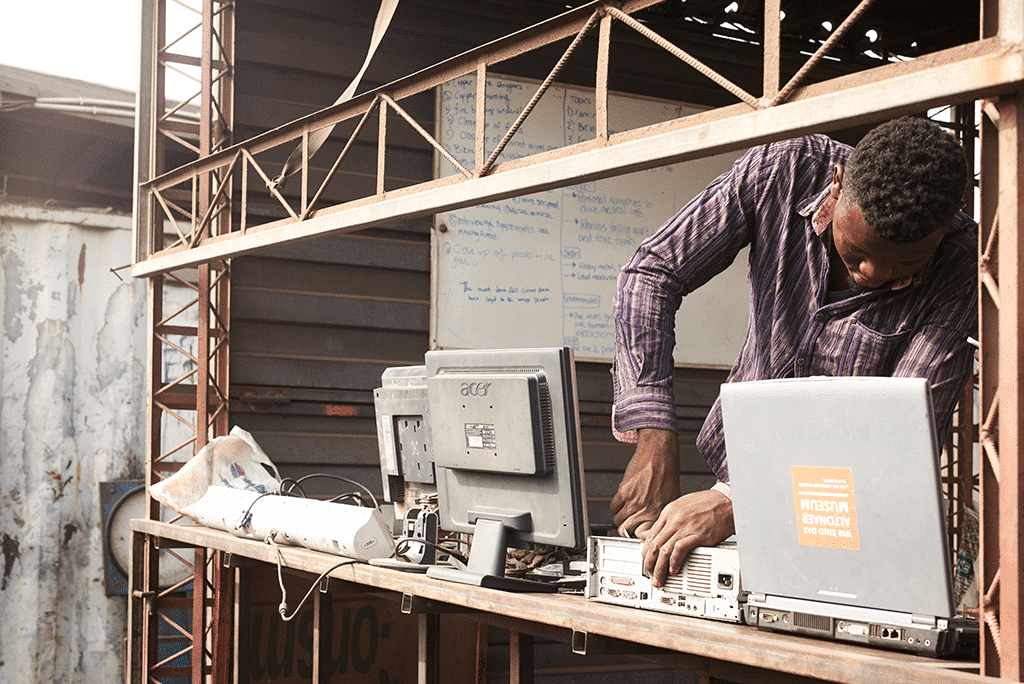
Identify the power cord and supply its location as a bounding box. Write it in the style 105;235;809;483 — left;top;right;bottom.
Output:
394;535;469;567
251;474;390;621
265;529;356;621
240;473;380;530
280;473;380;509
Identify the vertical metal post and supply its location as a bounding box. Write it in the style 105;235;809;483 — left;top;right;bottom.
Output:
763;0;781;101
191;546;206;683
378;99;389;196
234;564;252;684
418;613;441;684
994;0;1024;671
312;584;333;682
212;551;234;683
509;629;534;684
978;91;1001;681
475;62;487;174
475;623;489;684
195;0;215;452
995;94;1024;680
595;13;611;141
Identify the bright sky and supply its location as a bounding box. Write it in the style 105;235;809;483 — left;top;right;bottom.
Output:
1;1;141;91
0;0;202;98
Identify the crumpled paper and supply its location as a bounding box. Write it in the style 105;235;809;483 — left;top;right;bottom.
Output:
150;426;281;520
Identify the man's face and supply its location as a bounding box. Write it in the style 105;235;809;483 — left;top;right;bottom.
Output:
831;191;944;291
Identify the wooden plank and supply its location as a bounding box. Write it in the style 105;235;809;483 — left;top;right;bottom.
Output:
132;521;987;684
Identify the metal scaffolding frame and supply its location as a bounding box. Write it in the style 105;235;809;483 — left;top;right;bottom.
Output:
131;0;234;681
129;0;1024;680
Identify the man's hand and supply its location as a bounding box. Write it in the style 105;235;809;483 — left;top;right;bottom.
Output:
637;489;734;588
610;428;681;537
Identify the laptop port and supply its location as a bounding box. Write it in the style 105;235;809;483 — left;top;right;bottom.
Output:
718;573;734;589
837;621;869;637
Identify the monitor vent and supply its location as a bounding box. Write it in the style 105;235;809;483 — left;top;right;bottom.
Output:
538;381;555;471
794;612;832;633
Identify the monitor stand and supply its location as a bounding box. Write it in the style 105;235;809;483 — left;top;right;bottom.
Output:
426;518;559;593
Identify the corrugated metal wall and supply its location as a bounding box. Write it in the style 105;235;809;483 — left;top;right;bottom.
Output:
228;1;728;529
226;3;726;680
228;228;725;528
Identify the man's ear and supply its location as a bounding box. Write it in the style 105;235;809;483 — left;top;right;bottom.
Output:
830;164;845;200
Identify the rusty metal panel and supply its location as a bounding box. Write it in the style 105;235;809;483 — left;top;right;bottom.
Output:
226;230;722;527
0;203;148;683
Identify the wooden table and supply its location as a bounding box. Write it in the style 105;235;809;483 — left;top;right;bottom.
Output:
129;519;989;684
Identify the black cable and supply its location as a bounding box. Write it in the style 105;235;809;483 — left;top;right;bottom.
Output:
290;473;380;509
278;477;307;498
394;536;469;565
265;531;355;621
238;490;277;528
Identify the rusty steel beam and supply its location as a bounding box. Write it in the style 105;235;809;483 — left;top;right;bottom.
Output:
995;94;1024;680
132;39;1022;278
138;0;661;194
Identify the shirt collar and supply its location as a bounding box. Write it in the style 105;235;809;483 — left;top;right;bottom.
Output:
809;186;836;237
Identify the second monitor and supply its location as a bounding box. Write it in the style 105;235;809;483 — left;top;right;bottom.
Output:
423;346;589;591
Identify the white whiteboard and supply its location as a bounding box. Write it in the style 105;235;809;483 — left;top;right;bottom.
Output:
432;74;749;367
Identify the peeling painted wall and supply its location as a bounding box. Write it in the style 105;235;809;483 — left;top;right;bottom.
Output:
0;202;148;683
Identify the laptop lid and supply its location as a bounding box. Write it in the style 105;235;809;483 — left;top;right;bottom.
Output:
720;376;954;618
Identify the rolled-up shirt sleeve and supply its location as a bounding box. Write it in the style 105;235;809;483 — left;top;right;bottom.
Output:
611;148;761;441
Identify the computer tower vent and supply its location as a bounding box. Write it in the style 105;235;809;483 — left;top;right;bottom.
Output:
664;550;712;595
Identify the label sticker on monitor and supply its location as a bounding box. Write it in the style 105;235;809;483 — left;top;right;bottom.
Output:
464;423;496;450
792;466;860;550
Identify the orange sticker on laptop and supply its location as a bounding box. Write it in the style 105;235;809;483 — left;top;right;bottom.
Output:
792;466;860;550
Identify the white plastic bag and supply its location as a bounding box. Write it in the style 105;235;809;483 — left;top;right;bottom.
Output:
149;426;281;520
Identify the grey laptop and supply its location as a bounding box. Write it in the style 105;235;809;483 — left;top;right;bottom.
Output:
720;376;977;658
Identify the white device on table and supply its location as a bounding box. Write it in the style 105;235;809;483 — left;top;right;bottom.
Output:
586;535;745;623
187;485;395;561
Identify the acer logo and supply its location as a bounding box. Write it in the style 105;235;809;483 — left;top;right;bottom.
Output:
460;382;492;397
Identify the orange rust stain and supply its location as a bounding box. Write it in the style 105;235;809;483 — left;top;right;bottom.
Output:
325;405;358;417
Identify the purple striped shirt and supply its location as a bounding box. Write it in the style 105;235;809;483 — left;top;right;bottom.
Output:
612;134;977;484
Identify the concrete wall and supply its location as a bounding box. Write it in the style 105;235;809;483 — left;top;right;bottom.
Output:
0;202;147;683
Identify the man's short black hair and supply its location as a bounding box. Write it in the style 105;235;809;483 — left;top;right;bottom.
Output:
845;116;968;243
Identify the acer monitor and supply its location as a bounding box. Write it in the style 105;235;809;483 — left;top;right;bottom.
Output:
422;346;589;592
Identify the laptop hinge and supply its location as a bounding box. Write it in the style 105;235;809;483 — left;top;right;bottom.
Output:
750;593;767;603
911;614;937;626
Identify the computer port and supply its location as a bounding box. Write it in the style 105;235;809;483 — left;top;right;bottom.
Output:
837;621;869;637
879;627;902;640
717;573;734;589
